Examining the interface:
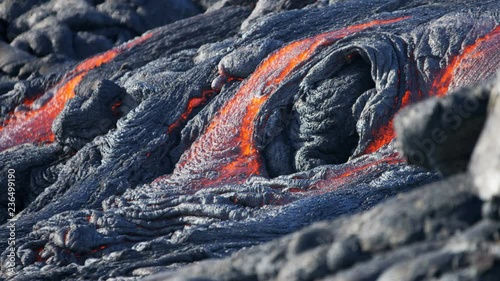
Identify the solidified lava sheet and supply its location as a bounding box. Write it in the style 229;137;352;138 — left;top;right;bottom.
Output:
0;0;498;280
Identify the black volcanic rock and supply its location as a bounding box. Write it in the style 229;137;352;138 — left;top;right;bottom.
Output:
0;0;499;280
145;174;489;281
218;38;283;79
469;76;500;201
241;0;316;30
0;0;201;79
52;79;128;150
0;41;35;76
198;0;257;12
395;82;491;175
145;78;500;281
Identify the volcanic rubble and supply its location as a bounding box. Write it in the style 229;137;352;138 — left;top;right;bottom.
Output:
0;0;499;280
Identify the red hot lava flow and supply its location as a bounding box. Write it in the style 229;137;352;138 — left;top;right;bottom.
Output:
304;154;404;193
0;33;153;152
167;90;216;134
362;91;413;154
166;17;409;187
431;25;500;97
363;25;500;154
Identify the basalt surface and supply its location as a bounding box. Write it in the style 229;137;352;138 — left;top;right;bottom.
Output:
148;77;500;281
0;0;498;280
0;0;202;80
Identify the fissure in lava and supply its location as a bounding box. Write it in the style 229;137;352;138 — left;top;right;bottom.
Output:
167;17;410;187
363;25;500;155
0;33;154;152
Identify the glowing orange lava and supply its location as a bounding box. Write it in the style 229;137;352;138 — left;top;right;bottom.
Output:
0;33;153;152
167;90;215;134
311;155;403;191
91;245;108;253
431;25;500;97
169;17;409;187
363;120;396;154
363;90;412;154
400;90;412;107
363;25;499;154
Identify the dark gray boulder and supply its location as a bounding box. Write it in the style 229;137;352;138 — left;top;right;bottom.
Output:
395;82;491;175
469;75;500;201
147;78;500;281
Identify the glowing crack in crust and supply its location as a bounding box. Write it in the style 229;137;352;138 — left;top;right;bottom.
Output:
363;25;500;154
0;33;154;152
166;17;410;187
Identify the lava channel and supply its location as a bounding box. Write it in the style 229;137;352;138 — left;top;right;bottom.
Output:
0;33;154;152
363;25;500;154
163;17;410;188
431;25;500;97
167;90;216;134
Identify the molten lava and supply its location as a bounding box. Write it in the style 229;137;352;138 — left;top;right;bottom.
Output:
431;25;500;97
363;120;396;154
311;154;403;192
168;17;409;187
0;33;153;152
362;90;413;154
363;25;499;154
167;90;215;134
90;245;108;254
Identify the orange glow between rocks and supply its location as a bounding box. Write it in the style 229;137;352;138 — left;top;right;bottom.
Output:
167;90;215;134
0;73;85;152
364;25;499;154
35;248;46;263
335;156;402;180
362;120;396;154
311;155;403;191
91;245;108;253
431;26;500;97
363;90;412;154
0;33;153;152
111;100;123;116
170;17;409;187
